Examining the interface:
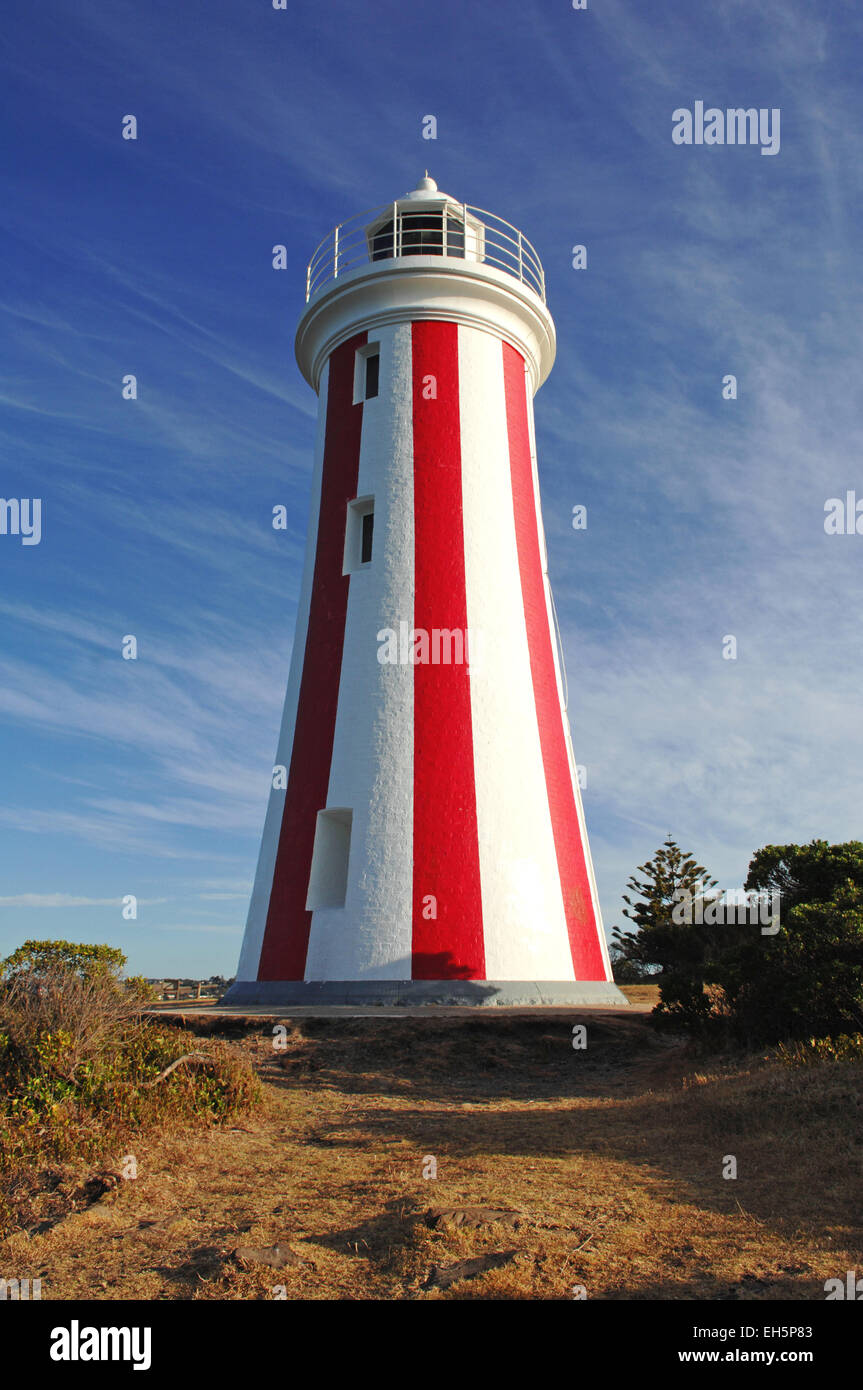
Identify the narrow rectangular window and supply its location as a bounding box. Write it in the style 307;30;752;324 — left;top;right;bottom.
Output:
364;350;380;399
353;344;381;404
343;496;375;574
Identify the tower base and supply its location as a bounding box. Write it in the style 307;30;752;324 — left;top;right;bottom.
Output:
220;979;630;1008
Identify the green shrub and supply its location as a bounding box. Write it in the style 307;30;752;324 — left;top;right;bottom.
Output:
0;954;261;1235
618;840;863;1047
1;939;127;982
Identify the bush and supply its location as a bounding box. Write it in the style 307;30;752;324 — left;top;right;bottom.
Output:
0;964;147;1087
1;939;127;982
708;886;863;1047
0;947;261;1236
617;840;863;1048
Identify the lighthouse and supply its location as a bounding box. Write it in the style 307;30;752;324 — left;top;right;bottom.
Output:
225;176;627;1007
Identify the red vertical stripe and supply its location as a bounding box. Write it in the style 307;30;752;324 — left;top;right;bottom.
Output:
411;321;485;980
503;342;607;980
257;333;366;980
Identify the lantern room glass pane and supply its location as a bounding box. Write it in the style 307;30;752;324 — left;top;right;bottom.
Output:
370;211;466;261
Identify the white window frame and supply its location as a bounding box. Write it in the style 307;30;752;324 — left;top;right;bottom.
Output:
353;343;381;404
343;495;375;575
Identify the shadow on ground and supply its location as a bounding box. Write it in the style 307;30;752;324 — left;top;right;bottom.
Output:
247;1015;862;1255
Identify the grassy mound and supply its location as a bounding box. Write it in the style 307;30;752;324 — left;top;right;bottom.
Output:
0;966;261;1236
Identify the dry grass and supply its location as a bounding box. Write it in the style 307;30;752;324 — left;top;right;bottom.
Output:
1;1011;859;1300
618;983;661;1007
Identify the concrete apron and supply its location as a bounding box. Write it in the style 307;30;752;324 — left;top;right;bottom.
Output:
219;979;630;1008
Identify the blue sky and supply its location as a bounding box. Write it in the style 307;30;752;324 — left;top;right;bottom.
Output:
1;0;861;977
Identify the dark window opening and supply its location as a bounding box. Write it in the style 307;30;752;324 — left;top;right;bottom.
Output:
371;210;465;261
361;509;374;565
364;351;380;399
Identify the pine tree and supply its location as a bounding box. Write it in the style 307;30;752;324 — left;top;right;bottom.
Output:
611;836;717;979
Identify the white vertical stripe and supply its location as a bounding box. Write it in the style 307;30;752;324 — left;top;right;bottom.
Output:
304;322;415;980
524;363;612;980
460;326;575;981
235;364;332;981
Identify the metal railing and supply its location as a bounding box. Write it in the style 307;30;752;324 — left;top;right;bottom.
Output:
305;200;546;304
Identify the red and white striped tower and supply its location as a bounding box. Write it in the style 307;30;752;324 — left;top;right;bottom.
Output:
226;176;626;1006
